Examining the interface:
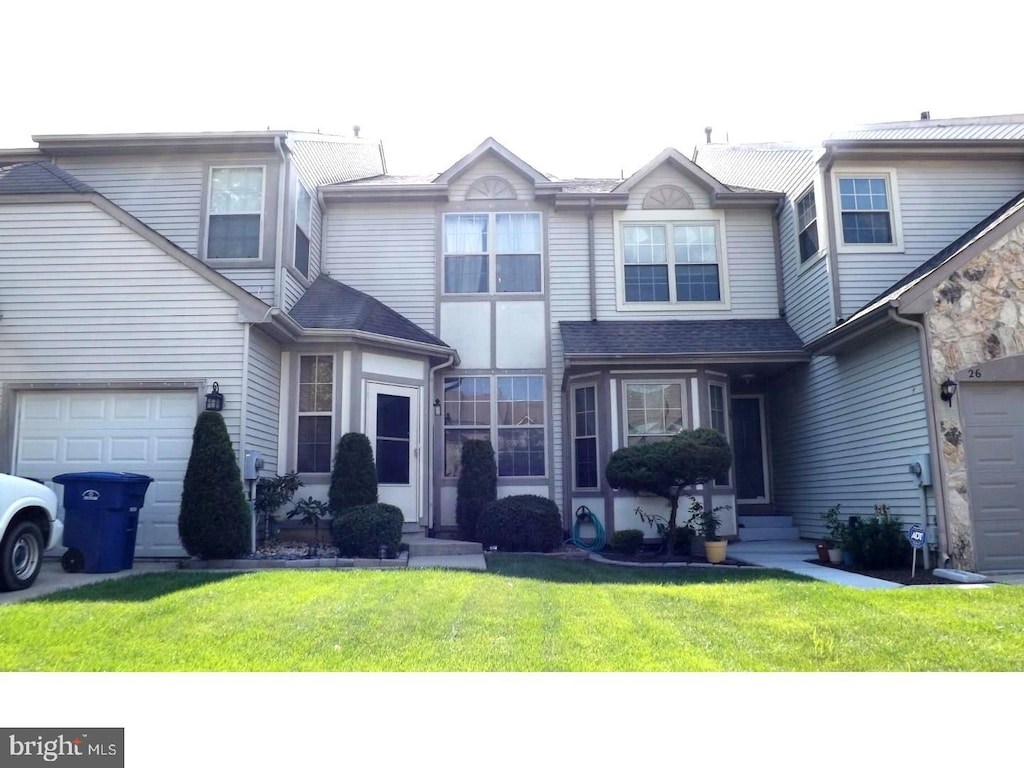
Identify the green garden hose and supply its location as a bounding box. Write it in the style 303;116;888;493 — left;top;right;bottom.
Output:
568;505;606;552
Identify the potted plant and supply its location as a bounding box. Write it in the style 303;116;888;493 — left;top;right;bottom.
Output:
692;499;728;564
823;504;845;565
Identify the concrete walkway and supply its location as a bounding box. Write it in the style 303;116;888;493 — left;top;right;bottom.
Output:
727;540;905;589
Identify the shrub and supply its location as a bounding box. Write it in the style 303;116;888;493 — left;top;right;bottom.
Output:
329;433;378;515
178;410;251;560
845;504;911;568
456;440;497;541
476;495;562;553
610;529;644;555
331;503;403;558
287;496;330;556
254;471;303;545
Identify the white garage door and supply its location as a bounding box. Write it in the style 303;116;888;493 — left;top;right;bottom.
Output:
15;390;198;557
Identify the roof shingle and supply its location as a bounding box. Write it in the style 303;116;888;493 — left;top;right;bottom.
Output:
559;319;806;357
0;162;95;195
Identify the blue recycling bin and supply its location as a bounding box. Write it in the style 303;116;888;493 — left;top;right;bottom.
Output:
53;472;153;573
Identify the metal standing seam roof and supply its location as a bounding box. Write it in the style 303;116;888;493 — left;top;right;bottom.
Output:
289;274;451;348
693;144;818;194
286;136;387;187
828;116;1024;143
0;161;96;195
559;319;806;357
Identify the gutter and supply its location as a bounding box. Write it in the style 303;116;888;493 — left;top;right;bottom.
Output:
888;309;950;567
804;304;892;356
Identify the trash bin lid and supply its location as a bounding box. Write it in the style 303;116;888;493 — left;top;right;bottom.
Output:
54;472;153;484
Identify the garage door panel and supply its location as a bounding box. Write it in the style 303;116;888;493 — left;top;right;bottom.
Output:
15;390;199;558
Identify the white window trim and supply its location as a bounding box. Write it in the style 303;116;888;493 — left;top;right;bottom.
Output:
571;382;600;491
205;164;267;261
613;209;731;311
441;211;544;296
294;180;313;277
296;353;335;474
620;378;690;448
794;183;826;273
831;166;904;254
442;373;548;478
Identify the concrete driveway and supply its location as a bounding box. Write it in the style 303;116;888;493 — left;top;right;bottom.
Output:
0;558;180;606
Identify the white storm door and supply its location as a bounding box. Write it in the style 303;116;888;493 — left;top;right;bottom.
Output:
364;383;420;523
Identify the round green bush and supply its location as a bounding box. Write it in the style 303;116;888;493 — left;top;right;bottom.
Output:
178;410;251;560
476;495;563;553
331;503;403;558
610;529;644;555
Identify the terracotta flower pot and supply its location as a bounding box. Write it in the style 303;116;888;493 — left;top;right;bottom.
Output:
815;542;830;562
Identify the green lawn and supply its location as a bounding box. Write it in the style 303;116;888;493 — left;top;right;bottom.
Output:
1;555;1022;671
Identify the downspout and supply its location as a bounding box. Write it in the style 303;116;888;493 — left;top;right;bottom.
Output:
587;198;597;321
889;309;948;568
273;136;288;309
427;353;458;535
820;152;843;325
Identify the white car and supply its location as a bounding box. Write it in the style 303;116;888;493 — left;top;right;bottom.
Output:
0;474;64;591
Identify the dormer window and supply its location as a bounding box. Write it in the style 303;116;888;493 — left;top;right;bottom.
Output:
207;166;265;259
295;182;312;277
621;221;722;303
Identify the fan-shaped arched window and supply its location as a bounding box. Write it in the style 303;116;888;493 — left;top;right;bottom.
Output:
643;185;693;210
466;176;517;200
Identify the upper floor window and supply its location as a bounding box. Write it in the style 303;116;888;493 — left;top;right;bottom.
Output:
443;212;542;294
796;189;819;263
297;354;334;473
833;169;903;252
295;182;312;278
622;222;722;303
207;167;264;259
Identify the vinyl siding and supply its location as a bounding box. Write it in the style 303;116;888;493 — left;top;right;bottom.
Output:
596;207;780;320
55;157;205;254
321;202;438;333
837;159;1024;318
447;155;535;202
283;271;304;311
228;268;275;301
246;328;281;474
0;201;247;452
770;324;932;539
548;208;598;508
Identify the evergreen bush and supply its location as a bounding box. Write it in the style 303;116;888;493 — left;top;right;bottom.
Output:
329;433;378;515
330;503;404;558
476;495;563;552
610;529;644;555
178;410;251;560
455;439;497;541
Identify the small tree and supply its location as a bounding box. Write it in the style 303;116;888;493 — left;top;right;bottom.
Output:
605;429;732;557
328;432;378;515
456;439;497;541
178;411;251;560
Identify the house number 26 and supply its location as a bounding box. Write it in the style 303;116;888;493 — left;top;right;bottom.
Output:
967;369;982;378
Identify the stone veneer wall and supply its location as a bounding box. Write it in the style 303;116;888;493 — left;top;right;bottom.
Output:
926;220;1024;569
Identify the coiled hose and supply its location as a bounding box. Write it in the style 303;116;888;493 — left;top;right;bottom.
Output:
567;505;606;552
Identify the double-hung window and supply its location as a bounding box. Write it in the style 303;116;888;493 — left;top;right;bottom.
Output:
622;222;722;303
834;171;902;250
624;382;685;445
297;355;333;473
443;212;542;294
295;182;312;277
796;189;819;263
442;375;546;477
207;166;264;259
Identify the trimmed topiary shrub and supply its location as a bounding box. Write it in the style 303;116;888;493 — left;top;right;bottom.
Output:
610;529;644;555
476;494;563;553
331;503;404;558
329;433;378;515
178;410;251;560
456;439;497;541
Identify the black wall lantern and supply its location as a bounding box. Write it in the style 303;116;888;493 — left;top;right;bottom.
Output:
433;398;442;416
939;378;957;407
205;381;224;412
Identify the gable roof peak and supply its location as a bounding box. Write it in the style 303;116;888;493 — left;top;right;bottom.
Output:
614;146;729;194
433;136;550;184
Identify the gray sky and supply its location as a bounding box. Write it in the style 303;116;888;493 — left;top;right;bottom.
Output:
3;0;1020;178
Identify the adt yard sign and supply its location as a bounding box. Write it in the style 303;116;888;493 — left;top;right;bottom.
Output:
908;524;926;549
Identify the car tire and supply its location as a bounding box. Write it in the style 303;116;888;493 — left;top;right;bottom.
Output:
1;520;44;591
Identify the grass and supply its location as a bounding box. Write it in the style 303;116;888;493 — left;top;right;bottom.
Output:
1;555;1022;671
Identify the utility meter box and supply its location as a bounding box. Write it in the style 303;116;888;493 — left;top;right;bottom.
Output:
243;450;264;480
909;453;932;487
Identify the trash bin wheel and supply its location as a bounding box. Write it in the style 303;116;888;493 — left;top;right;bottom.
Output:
61;548;85;573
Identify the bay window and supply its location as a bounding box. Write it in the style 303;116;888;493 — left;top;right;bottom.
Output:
297;355;334;473
572;385;598;489
624;382;685;445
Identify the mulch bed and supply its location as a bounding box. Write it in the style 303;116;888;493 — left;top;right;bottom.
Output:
803;558;961;586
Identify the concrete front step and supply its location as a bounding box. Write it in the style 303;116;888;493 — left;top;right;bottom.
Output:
737;515;801;542
403;535;483;557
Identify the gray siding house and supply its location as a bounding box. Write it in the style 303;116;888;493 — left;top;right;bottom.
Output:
697;113;1024;572
5;114;1024;574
